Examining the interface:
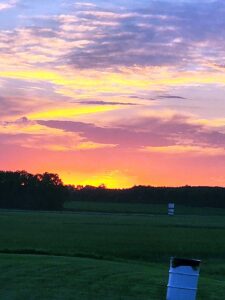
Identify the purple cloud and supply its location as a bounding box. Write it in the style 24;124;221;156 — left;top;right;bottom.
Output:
158;95;187;100
75;100;138;106
37;119;171;147
37;115;225;150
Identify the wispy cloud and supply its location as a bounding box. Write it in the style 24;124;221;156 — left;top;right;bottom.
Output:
0;0;18;11
142;145;225;156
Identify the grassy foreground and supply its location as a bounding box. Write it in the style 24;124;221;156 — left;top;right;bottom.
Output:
0;208;225;299
0;254;168;300
0;254;225;300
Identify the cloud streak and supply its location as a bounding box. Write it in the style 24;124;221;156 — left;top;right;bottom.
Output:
75;100;138;106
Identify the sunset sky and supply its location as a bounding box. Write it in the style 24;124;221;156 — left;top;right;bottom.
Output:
0;0;225;188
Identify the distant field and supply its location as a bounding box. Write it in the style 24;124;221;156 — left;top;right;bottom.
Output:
0;209;225;299
64;200;225;215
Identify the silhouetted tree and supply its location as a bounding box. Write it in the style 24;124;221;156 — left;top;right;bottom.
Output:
0;170;67;211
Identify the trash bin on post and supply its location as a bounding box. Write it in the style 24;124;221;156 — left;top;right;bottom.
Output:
166;257;201;300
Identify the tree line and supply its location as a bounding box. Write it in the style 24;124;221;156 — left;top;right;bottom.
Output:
0;170;224;210
69;185;225;208
0;170;67;210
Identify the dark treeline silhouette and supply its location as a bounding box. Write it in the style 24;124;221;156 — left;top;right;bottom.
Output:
0;170;225;210
69;185;225;208
0;170;67;210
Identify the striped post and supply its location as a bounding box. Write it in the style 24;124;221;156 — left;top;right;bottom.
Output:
168;203;175;215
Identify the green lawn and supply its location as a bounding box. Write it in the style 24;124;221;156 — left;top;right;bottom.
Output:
0;209;225;299
1;254;225;300
0;254;167;300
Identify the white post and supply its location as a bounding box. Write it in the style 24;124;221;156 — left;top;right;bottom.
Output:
166;257;201;300
168;203;175;215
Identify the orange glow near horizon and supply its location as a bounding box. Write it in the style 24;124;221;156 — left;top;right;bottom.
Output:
60;170;136;189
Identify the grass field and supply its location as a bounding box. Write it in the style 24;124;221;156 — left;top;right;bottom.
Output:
0;206;225;299
65;200;225;215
